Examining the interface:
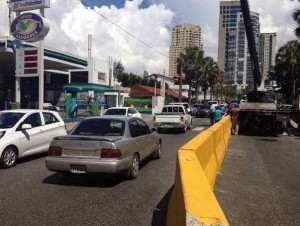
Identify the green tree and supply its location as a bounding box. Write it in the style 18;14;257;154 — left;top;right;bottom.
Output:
292;1;300;38
177;46;205;103
269;40;300;103
113;60;124;81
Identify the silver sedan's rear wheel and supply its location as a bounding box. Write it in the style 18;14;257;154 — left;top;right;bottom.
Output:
128;154;139;179
1;146;17;168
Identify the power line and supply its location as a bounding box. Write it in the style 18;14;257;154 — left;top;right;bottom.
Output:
79;0;169;58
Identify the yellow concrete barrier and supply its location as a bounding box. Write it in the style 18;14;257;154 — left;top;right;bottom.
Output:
167;116;231;226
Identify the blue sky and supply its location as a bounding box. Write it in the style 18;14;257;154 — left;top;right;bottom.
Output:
84;0;150;8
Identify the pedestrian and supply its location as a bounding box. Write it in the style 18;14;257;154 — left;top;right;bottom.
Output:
230;103;240;135
214;106;223;123
209;104;216;125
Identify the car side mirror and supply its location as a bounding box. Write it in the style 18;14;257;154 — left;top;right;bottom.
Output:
151;127;157;132
127;113;133;117
21;124;32;130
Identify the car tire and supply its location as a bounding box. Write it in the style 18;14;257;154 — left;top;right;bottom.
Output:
154;142;161;159
0;146;18;168
157;128;162;134
128;154;139;179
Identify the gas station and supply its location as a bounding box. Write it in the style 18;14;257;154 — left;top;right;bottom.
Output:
0;0;123;115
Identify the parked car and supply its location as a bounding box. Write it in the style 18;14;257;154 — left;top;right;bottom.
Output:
0;109;67;168
154;105;192;133
102;107;142;118
195;104;210;118
45;116;161;179
192;104;203;116
43;103;60;111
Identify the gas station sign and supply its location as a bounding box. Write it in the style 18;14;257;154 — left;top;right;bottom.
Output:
9;0;50;12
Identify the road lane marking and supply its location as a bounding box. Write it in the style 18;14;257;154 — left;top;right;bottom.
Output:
192;127;206;131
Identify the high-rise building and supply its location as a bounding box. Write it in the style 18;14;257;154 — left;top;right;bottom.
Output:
218;1;260;89
169;24;202;78
260;33;277;90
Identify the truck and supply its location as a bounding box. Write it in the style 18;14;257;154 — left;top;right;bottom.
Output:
238;91;291;135
153;105;192;133
238;0;291;135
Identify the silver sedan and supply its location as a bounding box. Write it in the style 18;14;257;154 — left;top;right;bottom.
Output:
45;116;161;179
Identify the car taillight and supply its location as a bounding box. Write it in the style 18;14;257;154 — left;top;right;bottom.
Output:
153;115;156;121
101;148;122;158
49;146;62;156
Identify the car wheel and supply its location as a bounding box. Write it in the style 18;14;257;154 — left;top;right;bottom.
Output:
128;154;139;179
154;142;161;159
157;128;162;134
0;146;17;168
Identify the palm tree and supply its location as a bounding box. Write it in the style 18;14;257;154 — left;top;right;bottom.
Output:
292;1;300;38
269;40;300;103
176;46;201;104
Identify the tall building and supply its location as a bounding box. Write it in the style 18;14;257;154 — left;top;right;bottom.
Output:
169;24;202;78
218;1;260;89
260;33;277;90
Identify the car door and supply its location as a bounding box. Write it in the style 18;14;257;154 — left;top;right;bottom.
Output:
136;119;155;157
128;119;145;159
40;112;66;151
16;112;44;157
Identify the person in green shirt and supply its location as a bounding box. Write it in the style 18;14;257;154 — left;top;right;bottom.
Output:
214;106;222;123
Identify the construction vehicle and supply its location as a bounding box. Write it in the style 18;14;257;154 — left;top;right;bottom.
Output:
238;0;291;135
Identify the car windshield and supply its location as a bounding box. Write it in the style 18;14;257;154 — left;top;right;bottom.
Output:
0;112;25;129
71;118;125;136
103;109;127;116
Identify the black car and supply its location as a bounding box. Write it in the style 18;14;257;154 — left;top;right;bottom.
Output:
195;105;210;118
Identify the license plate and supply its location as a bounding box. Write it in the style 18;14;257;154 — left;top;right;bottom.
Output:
70;164;87;174
161;124;172;128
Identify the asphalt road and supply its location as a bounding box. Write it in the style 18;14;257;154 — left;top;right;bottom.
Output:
0;117;211;226
215;134;300;226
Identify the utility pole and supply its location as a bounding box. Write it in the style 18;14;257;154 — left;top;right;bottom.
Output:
108;56;112;89
179;63;183;102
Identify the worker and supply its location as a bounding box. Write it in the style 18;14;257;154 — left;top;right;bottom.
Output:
230;103;240;135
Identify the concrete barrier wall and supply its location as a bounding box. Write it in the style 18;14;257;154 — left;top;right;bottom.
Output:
167;116;231;226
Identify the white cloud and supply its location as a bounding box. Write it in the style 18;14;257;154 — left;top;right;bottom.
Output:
150;0;299;58
0;0;174;75
1;0;299;75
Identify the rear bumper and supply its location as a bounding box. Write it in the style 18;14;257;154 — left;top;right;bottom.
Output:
154;122;184;129
45;156;132;174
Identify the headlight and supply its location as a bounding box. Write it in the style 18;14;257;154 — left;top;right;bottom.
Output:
0;131;6;139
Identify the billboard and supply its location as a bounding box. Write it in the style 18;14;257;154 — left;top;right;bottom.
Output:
9;0;50;12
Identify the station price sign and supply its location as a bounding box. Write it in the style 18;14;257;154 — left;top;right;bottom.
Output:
15;47;39;77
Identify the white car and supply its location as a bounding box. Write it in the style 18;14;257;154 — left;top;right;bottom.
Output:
102;107;142;118
42;103;60;111
0;109;67;168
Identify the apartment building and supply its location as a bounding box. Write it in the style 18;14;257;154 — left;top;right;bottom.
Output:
260;33;277;90
169;24;202;79
218;0;260;89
